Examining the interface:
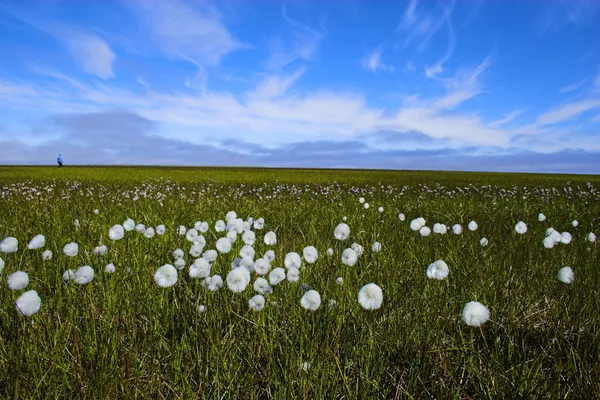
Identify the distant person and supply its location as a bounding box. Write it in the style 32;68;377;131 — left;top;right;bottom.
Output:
57;154;64;168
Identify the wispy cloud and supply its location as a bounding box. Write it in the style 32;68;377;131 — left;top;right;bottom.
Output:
248;69;305;100
425;14;455;78
264;3;324;70
397;0;455;53
432;55;493;109
536;98;600;126
559;79;587;94
400;0;419;29
489;110;522;128
362;49;394;73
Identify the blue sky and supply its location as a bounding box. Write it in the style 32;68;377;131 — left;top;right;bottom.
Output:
1;0;600;172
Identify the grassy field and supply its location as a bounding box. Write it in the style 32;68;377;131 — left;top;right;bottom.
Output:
1;166;599;399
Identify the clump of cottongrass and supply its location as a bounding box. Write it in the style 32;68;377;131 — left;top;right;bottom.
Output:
174;258;186;270
254;258;271;275
560;232;572;244
63;242;78;257
433;223;447;234
327;248;334;256
263;250;275;262
42;250;53;261
410;218;425;231
109;224;125;241
74;266;95;285
254;277;273;294
73;219;80;228
93;209;99;215
336;277;343;285
216;237;232;254
15;290;41;317
342;248;357;266
123;218;135;231
303;246;318;264
186;228;199;242
301;290;321;310
468;221;478;231
201;275;223;291
398;213;406;221
351;242;364;257
462;301;489;327
197;222;209;233
190;258;211;278
543;236;555;249
287;267;300;282
378;206;384;212
215;220;226;232
269;267;286;285
226;211;238;221
263;231;277;246
239;256;255;272
156;225;166;235
358;283;383;310
242;231;256;246
572;220;579;228
452;224;462;235
135;223;145;233
538;213;546;222
249;295;266;311
144;227;155;239
227;267;251;293
334;223;350;240
0;237;18;253
587;232;596;242
62;269;75;281
178;225;187;235
154;264;178;287
364;202;370;209
105;263;116;273
8;271;29;290
419;226;431;237
197;304;207;314
558;267;574;284
426;260;449;280
27;234;46;250
480;238;488;247
227;230;238;243
284;252;302;269
93;245;108;256
514;221;527;234
172;248;184;260
359;197;365;204
372;242;382;253
253;217;265;230
329;299;338;309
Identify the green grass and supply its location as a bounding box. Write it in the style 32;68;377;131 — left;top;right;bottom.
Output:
0;166;599;399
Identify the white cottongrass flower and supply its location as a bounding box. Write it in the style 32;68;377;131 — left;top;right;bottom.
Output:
358;283;383;310
419;226;431;237
197;222;209;233
254;277;273;294
327;248;334;256
242;231;256;246
433;223;447;234
426;260;449;280
249;294;266;311
572;220;579;228
63;242;78;257
514;221;528;234
286;267;300;282
172;248;184;260
300;290;321;311
342;248;358;266
8;271;29;290
253;217;265;230
202;275;223;291
105;263;116;273
216;237;232;254
186;228;199;242
231;257;242;269
342;216;347;222
156;225;166;235
468;221;478;231
154;264;178;288
264;231;277;246
202;250;218;263
93;209;99;215
410;218;425;231
254;258;271;275
269;267;286;285
538;213;546;222
42;250;53;261
93;245;108;256
240;245;255;259
227;267;251;293
27;234;46;250
62;269;75;281
558;267;574;284
74;266;95;285
144;227;155;239
178;225;187;235
135;223;145;233
227;218;245;234
543;236;555;249
452;224;462;235
560;232;572;244
334;223;350;240
263;250;275;262
329;299;338;309
336;277;343;285
239;256;255;272
372;242;382;253
189;243;204;257
227;230;238;243
123;218;135;231
215;220;226;232
351;242;364;257
301;362;311;372
480;238;489;247
174;258;186;270
378;206;384;213
197;304;207;314
225;211;237;221
73;219;81;228
359;197;365;203
364;202;370;209
190;258;211;278
284;252;302;269
303;246;318;264
16;290;41;317
462;301;490;327
398;213;406;221
587;232;596;242
109;224;125;241
0;237;18;253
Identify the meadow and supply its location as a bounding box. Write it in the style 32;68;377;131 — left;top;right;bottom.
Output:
1;166;599;399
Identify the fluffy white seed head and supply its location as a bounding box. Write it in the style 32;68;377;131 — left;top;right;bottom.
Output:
359;197;365;203
284;252;302;269
93;209;99;215
372;242;382;253
398;213;406;221
0;237;18;253
560;232;572;244
287;267;300;282
263;250;275;262
190;258;211;278
15;290;41;317
216;237;232;254
538;213;546;222
572;220;579;228
62;269;75;282
558;267;574;284
174;258;186;270
480;238;489;247
336;277;343;285
202;249;218;263
462;301;490;327
426;260;449;280
215;220;226;232
27;234;46;250
186;228;199;242
240;245;255;259
144;227;155;239
225;211;237;221
303;246;318;264
74;266;95;285
253;277;273;294
105;263;116;273
269;267;286;285
364;202;370;209
202;275;223;291
172;248;184;260
239;256;255;273
543;236;555;249
197;304;207;314
109;224;125;241
358;283;383;310
123;218;135;231
351;242;364;257
189;243;204;257
254;258;271;275
515;221;528;234
249;294;266;311
378;206;384;212
327;248;334;256
227;230;238;243
156;225;166;235
242;231;256;246
135;223;146;233
342;248;358;266
419;226;431;237
468;221;478;231
178;225;187;235
154;264;178;288
227;267;251;293
301;290;321;311
8;271;29;290
93;245;108;256
452;224;462;235
334;223;350;240
63;242;79;257
587;232;596;242
42;250;53;261
410;218;425;231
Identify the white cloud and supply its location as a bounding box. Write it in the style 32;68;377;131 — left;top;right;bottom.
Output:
559;79;587;94
128;0;243;67
249;69;305;100
488;110;522;128
536;99;600;126
424;16;455;78
400;0;419;29
362;49;394;73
